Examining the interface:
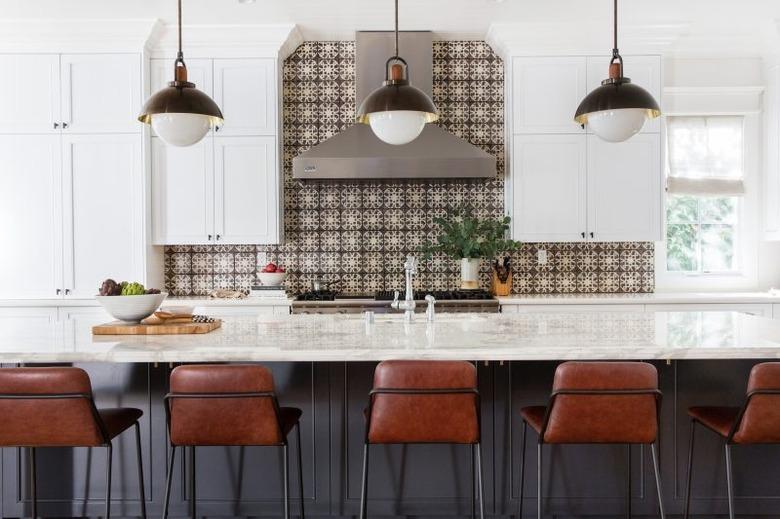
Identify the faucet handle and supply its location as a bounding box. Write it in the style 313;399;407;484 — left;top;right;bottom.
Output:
425;294;436;322
393;290;400;303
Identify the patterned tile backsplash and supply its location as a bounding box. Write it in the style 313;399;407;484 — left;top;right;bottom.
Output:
164;41;655;296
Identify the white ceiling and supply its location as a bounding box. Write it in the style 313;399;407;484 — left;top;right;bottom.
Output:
2;0;779;44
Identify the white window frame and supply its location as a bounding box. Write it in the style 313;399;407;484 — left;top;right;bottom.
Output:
656;88;761;291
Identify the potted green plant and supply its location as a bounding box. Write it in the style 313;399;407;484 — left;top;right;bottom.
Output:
420;207;521;289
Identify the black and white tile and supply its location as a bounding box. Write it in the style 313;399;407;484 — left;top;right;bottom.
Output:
164;41;654;296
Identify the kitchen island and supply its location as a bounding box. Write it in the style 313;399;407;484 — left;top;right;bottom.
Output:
2;310;780;518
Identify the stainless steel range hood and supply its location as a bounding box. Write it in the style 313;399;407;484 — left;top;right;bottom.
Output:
292;31;496;180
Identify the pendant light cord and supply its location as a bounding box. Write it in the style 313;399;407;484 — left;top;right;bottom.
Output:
613;0;618;53
177;0;183;59
394;0;399;58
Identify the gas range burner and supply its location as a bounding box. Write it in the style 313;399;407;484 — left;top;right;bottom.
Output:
296;290;339;302
374;289;494;301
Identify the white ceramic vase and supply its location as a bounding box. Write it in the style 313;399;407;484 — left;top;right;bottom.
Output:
460;257;482;290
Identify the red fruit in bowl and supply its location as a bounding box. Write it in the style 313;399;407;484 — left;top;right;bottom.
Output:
263;262;277;273
277;267;285;273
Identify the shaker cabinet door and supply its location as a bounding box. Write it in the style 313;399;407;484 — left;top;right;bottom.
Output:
213;58;277;135
62;134;143;298
587;134;662;242
511;134;587;242
60;54;141;133
151;137;215;245
214;136;279;244
0;54;60;134
512;56;586;134
0;135;63;298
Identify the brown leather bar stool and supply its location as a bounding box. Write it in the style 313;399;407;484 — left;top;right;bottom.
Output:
359;360;484;519
518;361;665;519
0;367;146;519
684;362;780;519
163;364;304;519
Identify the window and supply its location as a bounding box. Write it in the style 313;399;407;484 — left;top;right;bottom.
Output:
665;116;745;274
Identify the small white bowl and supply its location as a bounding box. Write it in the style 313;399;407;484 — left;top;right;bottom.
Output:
257;271;287;286
95;293;168;323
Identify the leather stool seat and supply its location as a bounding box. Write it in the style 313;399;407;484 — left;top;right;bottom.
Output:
99;408;145;440
687;406;740;438
519;406;546;434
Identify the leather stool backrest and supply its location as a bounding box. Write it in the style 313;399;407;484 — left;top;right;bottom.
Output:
367;360;479;444
167;364;284;446
733;363;780;443
543;362;659;444
0;367;106;447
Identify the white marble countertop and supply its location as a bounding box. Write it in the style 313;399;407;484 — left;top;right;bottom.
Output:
0;297;293;308
3;311;780;363
498;292;780;305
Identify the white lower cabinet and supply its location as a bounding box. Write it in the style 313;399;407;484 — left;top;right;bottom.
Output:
193;305;290;317
58;306;112;325
0;307;58;325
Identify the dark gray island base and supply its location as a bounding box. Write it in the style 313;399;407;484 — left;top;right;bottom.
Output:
2;361;777;518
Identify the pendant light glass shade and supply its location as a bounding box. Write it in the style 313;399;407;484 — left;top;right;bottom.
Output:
573;0;660;142
356;0;438;145
137;0;223;147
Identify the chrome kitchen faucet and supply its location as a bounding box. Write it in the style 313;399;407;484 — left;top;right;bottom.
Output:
391;255;417;322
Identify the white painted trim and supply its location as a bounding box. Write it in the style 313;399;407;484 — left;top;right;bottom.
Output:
148;23;303;60
664;87;764;115
486;22;688;60
0;19;161;53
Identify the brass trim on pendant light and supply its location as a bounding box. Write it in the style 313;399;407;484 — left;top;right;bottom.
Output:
137;0;223;141
574;0;660;141
356;0;438;144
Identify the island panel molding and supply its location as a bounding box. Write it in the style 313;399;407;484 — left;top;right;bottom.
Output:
164;41;654;296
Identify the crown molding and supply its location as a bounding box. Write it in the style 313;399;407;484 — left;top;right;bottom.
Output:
486;22;689;59
148;23;303;60
0;19;161;53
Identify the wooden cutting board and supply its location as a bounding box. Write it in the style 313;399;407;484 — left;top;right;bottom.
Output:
92;319;221;335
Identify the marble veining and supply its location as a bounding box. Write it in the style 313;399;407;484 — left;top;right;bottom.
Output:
2;311;780;363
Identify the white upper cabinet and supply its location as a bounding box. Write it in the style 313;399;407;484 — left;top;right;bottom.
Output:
587;134;662;242
151;57;282;245
512;57;586;133
0;55;60;134
152;137;215;245
511;134;587;241
586;55;662;134
0;135;62;298
213;58;277;135
62;134;143;298
214;136;278;244
60;54;141;133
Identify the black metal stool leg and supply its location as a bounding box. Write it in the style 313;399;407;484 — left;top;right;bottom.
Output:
296;423;305;519
519;421;526;519
627;444;632;519
476;442;485;519
29;447;37;519
650;443;665;519
359;443;369;519
725;444;735;519
537;443;543;519
105;442;113;519
283;443;290;519
189;446;196;519
471;444;476;519
684;420;696;519
134;423;147;519
163;445;176;519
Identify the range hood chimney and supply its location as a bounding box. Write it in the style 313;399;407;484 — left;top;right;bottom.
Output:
292;31;496;180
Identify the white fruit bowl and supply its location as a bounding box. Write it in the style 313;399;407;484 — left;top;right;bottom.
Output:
95;293;168;323
257;271;287;287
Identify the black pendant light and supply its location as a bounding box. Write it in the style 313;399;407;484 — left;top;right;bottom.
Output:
356;0;438;145
138;0;223;147
574;0;660;142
